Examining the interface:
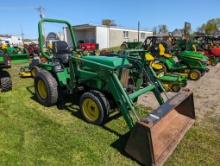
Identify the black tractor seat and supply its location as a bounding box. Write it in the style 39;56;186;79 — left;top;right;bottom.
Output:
52;41;71;64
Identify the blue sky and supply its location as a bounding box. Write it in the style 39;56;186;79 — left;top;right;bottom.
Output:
0;0;219;38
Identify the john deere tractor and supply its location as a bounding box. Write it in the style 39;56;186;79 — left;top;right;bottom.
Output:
0;50;12;92
143;36;209;80
33;18;195;166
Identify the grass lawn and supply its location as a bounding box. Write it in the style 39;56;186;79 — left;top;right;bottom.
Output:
0;64;220;166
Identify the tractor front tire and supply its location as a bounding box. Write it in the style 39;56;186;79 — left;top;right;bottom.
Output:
209;58;218;66
34;70;58;106
171;84;181;92
31;66;40;78
0;71;12;92
189;69;201;81
161;63;168;73
80;91;110;125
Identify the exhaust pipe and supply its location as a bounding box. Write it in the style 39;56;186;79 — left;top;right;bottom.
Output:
125;90;195;166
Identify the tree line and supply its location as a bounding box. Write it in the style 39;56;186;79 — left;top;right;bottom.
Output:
153;18;220;36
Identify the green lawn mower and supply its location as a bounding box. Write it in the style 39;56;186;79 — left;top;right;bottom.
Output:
33;18;195;166
143;36;209;80
0;50;12;92
0;43;29;64
144;52;187;92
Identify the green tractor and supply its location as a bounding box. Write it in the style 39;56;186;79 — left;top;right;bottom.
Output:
33;18;195;165
143;36;209;80
0;50;12;92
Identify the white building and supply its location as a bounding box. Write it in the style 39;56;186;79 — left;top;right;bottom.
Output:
64;24;153;49
0;35;23;46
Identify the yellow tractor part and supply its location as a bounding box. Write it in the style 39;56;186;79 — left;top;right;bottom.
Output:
159;43;172;58
1;43;8;50
82;98;100;122
192;44;197;52
145;53;155;61
145;53;163;70
19;71;32;78
37;80;47;99
151;63;163;70
161;83;172;91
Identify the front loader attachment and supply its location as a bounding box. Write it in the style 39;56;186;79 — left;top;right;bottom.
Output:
125;90;195;166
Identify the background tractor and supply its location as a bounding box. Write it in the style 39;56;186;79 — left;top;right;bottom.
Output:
33;18;195;166
143;36;209;80
0;50;12;92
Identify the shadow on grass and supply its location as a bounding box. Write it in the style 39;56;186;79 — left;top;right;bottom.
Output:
26;86;135;162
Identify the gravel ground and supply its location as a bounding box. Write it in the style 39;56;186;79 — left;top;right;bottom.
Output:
138;63;220;121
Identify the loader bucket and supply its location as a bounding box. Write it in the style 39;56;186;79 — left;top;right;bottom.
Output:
125;90;195;166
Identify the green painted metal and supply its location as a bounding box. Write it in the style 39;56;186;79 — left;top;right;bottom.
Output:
82;56;130;67
0;56;3;62
0;46;29;64
129;84;155;101
158;51;208;73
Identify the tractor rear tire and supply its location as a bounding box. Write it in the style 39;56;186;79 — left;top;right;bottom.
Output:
80;91;110;125
34;70;58;106
189;69;201;81
0;71;12;92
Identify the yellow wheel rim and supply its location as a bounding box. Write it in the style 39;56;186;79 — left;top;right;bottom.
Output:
37;80;47;99
190;72;199;80
31;68;37;77
82;98;100;122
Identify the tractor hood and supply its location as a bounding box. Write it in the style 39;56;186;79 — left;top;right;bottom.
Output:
179;51;208;62
82;56;130;68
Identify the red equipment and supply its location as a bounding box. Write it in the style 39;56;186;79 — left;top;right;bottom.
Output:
80;43;98;51
24;43;39;57
210;47;220;57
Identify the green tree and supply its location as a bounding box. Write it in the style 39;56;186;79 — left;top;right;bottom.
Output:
199;18;220;34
